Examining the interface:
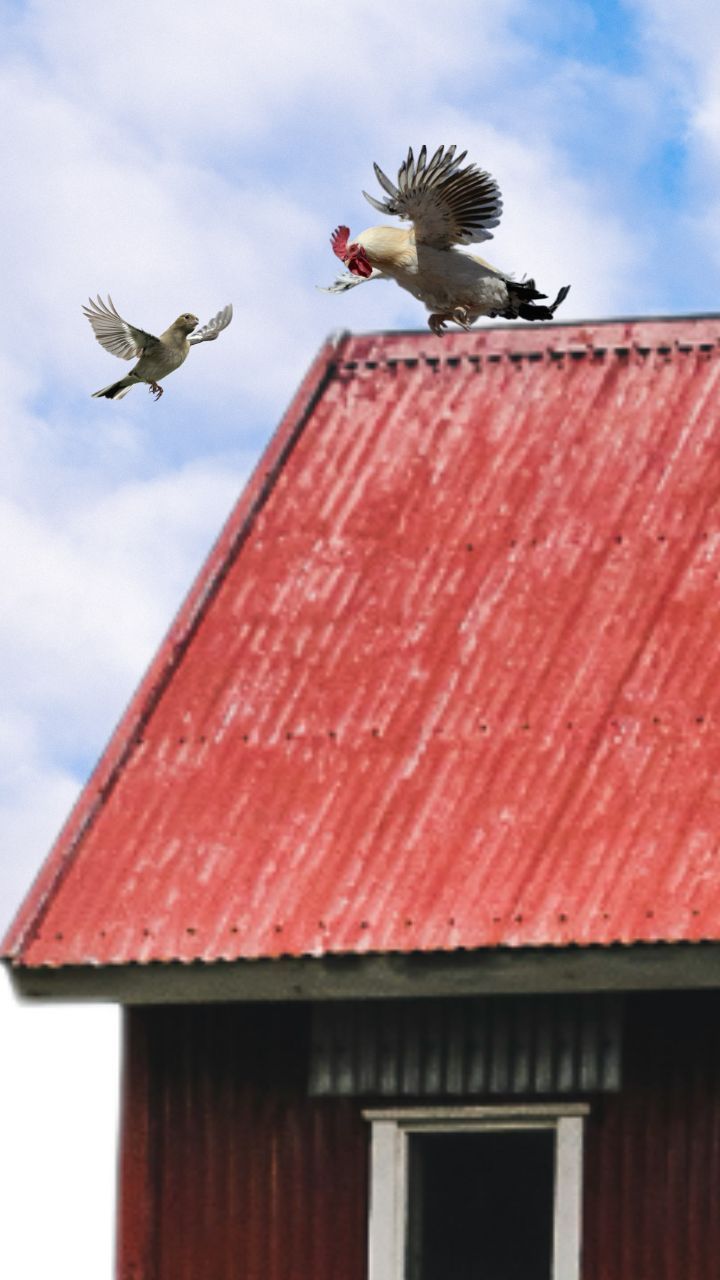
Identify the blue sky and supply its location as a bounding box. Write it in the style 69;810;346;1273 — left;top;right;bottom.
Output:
2;0;720;1274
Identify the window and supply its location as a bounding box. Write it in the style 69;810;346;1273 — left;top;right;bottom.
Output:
365;1105;586;1280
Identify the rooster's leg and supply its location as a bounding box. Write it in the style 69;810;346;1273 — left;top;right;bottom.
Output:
148;381;164;401
451;307;473;331
428;313;450;336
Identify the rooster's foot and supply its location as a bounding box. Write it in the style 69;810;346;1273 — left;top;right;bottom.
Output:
451;307;473;331
428;313;450;336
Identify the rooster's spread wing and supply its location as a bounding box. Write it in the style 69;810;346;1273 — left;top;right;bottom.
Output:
363;145;503;248
82;295;159;360
187;304;233;345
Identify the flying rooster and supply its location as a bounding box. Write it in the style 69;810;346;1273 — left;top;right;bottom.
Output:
321;145;570;334
83;296;233;400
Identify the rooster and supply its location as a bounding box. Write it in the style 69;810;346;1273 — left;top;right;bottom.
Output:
321;145;570;334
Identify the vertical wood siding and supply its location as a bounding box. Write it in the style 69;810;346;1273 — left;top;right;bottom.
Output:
118;1004;368;1280
118;992;720;1280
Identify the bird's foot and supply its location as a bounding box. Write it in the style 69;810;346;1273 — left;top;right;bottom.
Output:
429;309;475;335
451;307;473;331
428;313;450;336
148;381;164;401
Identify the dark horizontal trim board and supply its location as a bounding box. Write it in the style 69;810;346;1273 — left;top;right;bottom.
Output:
7;942;720;1005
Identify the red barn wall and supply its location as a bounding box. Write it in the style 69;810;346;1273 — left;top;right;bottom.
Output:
583;990;720;1280
118;992;720;1280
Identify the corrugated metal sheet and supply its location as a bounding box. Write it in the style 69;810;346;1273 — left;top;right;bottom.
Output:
309;995;622;1096
118;1004;369;1280
117;994;720;1280
581;990;720;1280
7;316;720;967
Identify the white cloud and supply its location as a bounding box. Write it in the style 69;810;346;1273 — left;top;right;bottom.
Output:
629;2;720;271
0;454;247;747
0;714;80;932
1;2;704;1274
20;0;524;145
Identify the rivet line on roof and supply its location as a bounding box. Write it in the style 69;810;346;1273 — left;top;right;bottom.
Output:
340;341;717;375
174;709;713;753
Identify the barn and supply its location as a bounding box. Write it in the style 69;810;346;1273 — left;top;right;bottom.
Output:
4;315;720;1280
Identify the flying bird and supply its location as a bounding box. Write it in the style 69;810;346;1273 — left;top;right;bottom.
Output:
83;296;233;400
321;145;570;334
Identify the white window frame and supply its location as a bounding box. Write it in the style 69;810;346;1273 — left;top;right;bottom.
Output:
364;1104;588;1280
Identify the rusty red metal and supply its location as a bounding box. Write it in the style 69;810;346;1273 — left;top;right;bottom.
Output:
6;316;720;968
118;1005;369;1280
117;995;720;1280
581;991;720;1280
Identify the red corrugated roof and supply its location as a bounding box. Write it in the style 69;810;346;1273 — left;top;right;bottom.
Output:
6;316;720;969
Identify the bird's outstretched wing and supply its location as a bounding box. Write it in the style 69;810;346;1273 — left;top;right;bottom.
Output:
317;269;384;293
82;295;158;360
362;145;503;248
188;304;233;345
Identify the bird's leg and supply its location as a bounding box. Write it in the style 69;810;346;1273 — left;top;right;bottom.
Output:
148;381;164;400
428;313;450;336
451;306;473;331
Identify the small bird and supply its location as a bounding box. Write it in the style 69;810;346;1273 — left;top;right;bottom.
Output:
83;296;233;400
320;145;570;334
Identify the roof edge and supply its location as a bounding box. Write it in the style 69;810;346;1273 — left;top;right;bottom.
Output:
1;331;351;963
356;311;720;338
7;941;720;1004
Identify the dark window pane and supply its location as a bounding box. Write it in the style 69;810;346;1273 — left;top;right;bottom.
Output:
407;1129;554;1280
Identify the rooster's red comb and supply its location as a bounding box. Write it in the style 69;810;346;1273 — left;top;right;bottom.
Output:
331;225;351;260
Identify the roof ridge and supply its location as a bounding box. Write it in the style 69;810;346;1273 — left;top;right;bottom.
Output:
350;311;720;337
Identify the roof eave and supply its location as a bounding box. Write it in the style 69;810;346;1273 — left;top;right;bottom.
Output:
7;941;720;1005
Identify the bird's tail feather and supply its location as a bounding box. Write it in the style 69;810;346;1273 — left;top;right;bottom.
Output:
507;282;571;322
91;377;134;400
